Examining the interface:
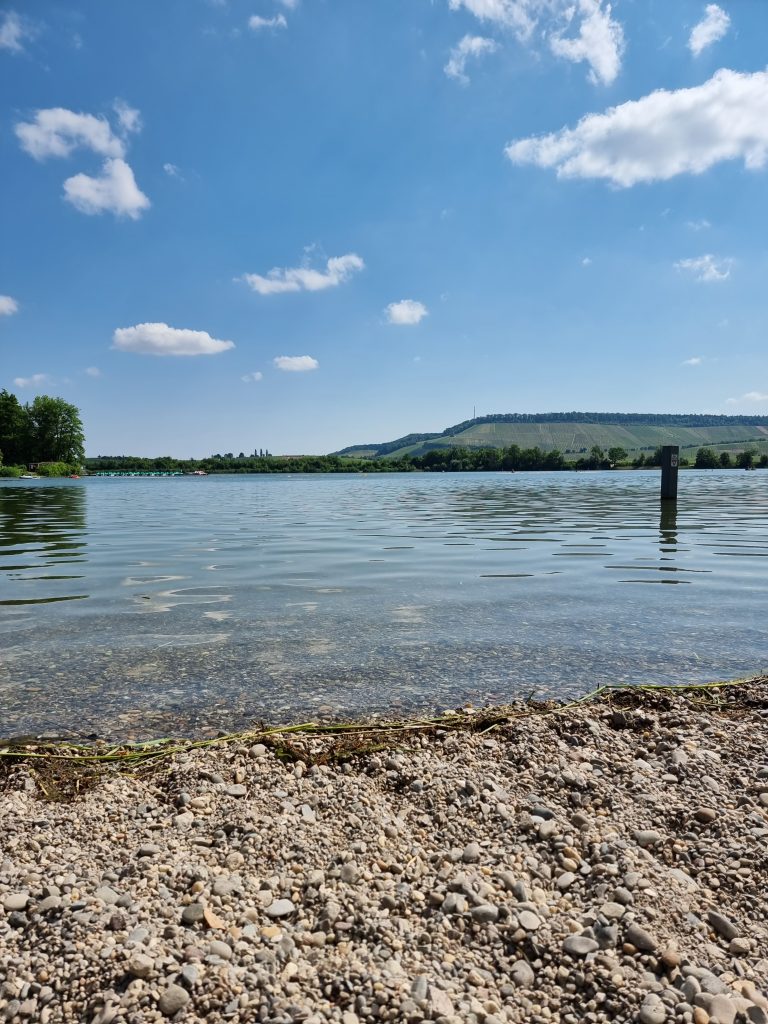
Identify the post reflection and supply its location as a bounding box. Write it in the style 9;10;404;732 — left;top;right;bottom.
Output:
659;503;678;557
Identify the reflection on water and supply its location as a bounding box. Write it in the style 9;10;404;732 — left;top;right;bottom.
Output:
0;471;766;740
0;484;87;600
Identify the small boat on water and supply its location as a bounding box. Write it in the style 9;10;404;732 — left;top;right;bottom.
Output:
20;473;39;479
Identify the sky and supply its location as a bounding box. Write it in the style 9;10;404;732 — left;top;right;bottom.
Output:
1;0;768;457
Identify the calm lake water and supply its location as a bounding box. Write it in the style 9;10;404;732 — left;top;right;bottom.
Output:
1;471;766;740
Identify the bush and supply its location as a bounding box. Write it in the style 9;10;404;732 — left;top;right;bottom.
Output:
35;462;78;477
0;465;22;477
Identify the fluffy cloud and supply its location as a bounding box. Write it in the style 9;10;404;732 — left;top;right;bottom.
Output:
248;14;287;30
675;254;732;282
448;0;624;82
444;35;498;83
85;366;102;377
505;69;768;186
386;299;429;325
114;100;142;135
163;162;181;177
15;108;125;161
241;371;263;382
64;159;150;219
448;0;535;41
686;218;711;230
241;253;364;295
689;4;730;56
14;373;52;389
549;0;624;86
726;391;768;404
113;323;235;357
682;356;703;366
273;355;318;372
0;10;33;52
0;295;19;316
15;105;150;219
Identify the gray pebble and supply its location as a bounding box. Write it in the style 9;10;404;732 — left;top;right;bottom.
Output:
563;935;599;957
159;984;190;1017
265;899;295;918
708;910;739;941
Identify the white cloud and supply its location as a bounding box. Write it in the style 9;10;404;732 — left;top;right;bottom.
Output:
15;108;125;161
448;0;535;42
278;0;299;7
686;218;711;230
273;355;318;372
114;100;142;135
444;34;498;83
85;366;102;377
64;158;150;219
386;299;429;325
581;256;592;266
241;253;364;295
163;162;181;178
549;0;624;85
505;69;768;187
0;10;33;52
248;14;287;30
682;356;703;366
241;371;264;382
726;391;768;404
113;323;235;357
675;254;732;282
14;373;52;389
689;4;730;57
0;295;19;316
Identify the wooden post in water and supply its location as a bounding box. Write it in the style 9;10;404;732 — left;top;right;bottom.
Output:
660;445;679;502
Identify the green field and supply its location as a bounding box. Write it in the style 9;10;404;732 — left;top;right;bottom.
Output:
336;415;768;461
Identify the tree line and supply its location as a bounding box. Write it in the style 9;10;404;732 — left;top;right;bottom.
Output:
0;390;85;475
86;444;768;475
84;445;651;474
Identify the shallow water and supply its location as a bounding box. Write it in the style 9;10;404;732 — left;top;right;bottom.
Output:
1;471;766;740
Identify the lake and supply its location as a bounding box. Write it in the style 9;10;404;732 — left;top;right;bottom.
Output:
1;471;766;740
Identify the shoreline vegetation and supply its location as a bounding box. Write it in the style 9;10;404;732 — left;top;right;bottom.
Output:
1;677;767;1022
81;445;768;476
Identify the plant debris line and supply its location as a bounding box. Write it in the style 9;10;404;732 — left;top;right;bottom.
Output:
1;676;765;802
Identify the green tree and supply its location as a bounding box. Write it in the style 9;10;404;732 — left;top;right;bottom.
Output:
719;451;732;468
607;446;628;466
736;449;756;469
27;395;85;465
0;389;27;465
695;447;718;469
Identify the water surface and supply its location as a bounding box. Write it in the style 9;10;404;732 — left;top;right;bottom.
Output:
1;471;765;739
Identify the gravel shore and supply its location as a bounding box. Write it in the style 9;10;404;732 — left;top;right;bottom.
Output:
1;681;767;1024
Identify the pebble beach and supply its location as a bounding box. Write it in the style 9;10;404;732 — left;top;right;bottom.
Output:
1;680;767;1024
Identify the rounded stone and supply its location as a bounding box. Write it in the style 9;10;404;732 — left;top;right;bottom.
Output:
2;893;29;912
518;911;541;931
694;807;718;824
470;904;499;924
126;953;153;979
625;922;657;952
181;902;205;926
509;961;535;987
563;935;599;957
638;994;667;1024
265;899;295;919
208;940;233;961
159;984;190;1017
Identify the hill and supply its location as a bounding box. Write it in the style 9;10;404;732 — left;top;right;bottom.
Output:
335;412;768;460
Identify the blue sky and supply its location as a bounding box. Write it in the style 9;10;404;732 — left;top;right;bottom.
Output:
1;0;767;456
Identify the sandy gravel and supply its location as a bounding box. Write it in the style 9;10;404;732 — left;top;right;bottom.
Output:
1;681;767;1024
